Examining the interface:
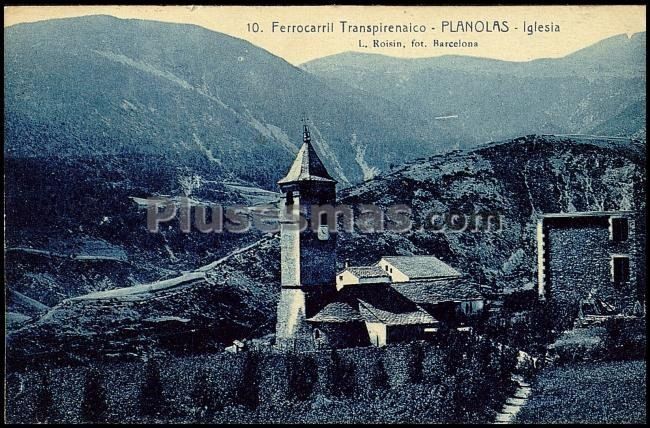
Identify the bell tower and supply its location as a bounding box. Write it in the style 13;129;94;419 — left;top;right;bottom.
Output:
275;124;337;351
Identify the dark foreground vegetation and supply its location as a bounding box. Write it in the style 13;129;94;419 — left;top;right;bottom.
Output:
516;359;646;424
6;333;517;423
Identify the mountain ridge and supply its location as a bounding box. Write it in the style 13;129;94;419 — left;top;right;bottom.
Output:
7;135;645;363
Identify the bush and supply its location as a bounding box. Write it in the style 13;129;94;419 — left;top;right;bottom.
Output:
325;350;356;398
408;342;426;384
603;317;646;360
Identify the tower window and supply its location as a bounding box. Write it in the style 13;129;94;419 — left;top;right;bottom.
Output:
285;191;294;206
319;212;328;227
612;256;630;285
610;217;629;242
317;212;330;241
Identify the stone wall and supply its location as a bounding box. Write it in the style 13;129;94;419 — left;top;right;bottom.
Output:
543;215;638;311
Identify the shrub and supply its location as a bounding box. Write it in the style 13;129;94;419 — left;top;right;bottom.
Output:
408;342;426;384
603;317;646;360
325;350;356;398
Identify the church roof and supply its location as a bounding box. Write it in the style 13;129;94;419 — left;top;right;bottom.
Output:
307;284;438;326
341;266;390;279
306;301;364;323
278;125;336;185
358;299;437;325
381;255;462;279
390;278;483;304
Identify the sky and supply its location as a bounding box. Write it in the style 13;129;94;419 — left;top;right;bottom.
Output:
4;5;647;65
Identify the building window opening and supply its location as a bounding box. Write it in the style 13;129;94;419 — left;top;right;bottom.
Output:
317;212;330;240
611;217;629;242
285;191;294;206
612;256;630;285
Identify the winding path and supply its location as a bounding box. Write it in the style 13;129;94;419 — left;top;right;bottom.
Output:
494;375;532;424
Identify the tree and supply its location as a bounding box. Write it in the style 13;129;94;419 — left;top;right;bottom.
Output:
140;359;166;418
34;370;56;423
325;350;356;398
369;357;390;392
408;342;426;384
287;353;318;402
191;368;218;420
235;351;261;409
81;368;108;422
327;349;355;397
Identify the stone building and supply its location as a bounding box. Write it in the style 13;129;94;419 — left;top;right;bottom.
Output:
536;211;644;315
275;125;338;351
274;126;484;350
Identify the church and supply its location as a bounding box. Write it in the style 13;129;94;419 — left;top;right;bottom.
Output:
274;126;484;351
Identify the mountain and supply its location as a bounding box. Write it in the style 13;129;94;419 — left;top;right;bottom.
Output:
4;15;454;188
4;15;456;322
8;135;645;364
335;135;646;287
4;17;646;350
302;32;646;142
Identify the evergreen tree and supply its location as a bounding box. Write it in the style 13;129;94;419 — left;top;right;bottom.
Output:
326;350;356;398
191;368;216;420
80;368;108;422
408;341;426;384
369;357;390;391
235;351;260;409
340;358;356;398
287;353;317;402
325;349;342;397
34;371;56;423
140;359;166;418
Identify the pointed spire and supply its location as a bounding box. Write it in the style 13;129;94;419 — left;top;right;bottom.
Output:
278;123;336;185
303;124;311;144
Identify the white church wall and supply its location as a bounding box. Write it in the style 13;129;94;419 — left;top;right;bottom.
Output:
377;259;410;282
336;270;360;290
365;322;387;347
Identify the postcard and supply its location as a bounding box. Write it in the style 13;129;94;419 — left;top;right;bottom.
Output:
4;5;646;424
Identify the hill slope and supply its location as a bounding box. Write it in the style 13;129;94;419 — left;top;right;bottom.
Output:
5;15;451;187
302;32;646;142
8;135;645;363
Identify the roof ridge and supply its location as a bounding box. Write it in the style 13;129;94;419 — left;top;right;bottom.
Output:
357;299;384;323
278;139;336;185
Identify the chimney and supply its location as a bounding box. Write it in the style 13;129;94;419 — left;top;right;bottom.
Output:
344;259;350;268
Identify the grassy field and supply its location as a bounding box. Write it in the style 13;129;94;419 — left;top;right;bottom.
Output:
516;360;646;424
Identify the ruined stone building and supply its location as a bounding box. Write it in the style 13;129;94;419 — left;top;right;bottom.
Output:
274;126;483;351
536;211;645;315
